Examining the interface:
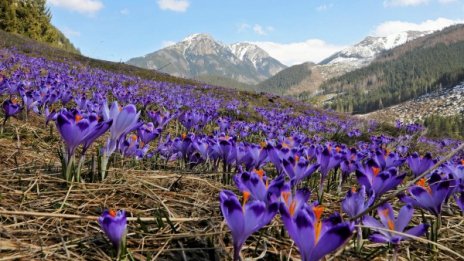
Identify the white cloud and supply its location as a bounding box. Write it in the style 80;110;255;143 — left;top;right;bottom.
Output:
316;3;334;11
61;26;81;37
383;0;429;6
237;23;251;32
252;39;346;66
161;40;176;48
239;23;274;35
437;0;457;3
373;17;464;36
47;0;103;14
120;8;129;15
253;25;266;35
157;0;190;12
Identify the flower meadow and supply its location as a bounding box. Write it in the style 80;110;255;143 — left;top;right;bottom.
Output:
1;49;464;260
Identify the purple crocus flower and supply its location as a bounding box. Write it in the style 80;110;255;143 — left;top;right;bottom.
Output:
400;173;450;216
147;110;174;128
282;155;319;186
234;170;285;204
2;99;22;122
98;209;127;250
137;122;162;145
363;203;428;244
219;190;278;261
407;152;435;177
280;203;354;261
356;160;406;198
102;101;141;155
341;186;375;220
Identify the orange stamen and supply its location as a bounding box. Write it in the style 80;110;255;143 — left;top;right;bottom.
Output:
242;191;250;208
289;200;297;217
260;141;267;148
282;191;291;206
380;208;395;230
313;206;324;221
313;206;324;243
265;179;269;189
351;187;357;193
461;159;464;166
118;106;122;112
75;114;83;122
181;133;187;140
11;98;18;104
416;178;432;194
109;209;117;217
282;142;289;149
254;169;265;179
372;167;380;176
335;146;341;153
294;155;300;162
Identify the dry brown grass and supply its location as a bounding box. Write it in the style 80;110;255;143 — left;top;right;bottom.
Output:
1;116;464;261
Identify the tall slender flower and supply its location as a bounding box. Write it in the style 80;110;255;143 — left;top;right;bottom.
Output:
342;186;375;220
219;190;278;261
98;209;127;251
363;203;428;244
2;99;22;133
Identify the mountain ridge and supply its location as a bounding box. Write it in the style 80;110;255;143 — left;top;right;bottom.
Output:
127;34;286;85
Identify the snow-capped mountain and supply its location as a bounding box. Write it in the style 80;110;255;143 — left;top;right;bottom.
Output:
320;31;429;66
258;30;432;96
127;34;286;85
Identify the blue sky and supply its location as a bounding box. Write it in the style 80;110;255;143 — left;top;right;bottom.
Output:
47;0;464;65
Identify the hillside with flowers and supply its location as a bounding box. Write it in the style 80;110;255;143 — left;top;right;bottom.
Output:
1;27;464;261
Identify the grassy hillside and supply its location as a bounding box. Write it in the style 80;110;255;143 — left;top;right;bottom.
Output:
321;24;464;114
0;29;203;87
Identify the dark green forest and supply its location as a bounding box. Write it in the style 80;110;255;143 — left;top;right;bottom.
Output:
424;114;464;139
0;0;78;53
323;41;464;113
257;62;312;95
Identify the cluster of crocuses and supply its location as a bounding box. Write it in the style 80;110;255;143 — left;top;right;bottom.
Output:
219;137;464;260
1;49;464;259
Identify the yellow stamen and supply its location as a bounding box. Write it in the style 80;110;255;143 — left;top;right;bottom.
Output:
282;142;289;149
260;141;267;148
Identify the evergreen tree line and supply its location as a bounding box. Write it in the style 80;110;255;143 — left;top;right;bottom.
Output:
0;0;79;53
322;41;464;114
423;114;464;139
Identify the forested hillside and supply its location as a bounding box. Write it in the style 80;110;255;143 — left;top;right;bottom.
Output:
0;0;79;53
322;24;464;113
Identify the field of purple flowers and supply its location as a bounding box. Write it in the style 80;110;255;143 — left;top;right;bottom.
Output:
1;47;464;261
